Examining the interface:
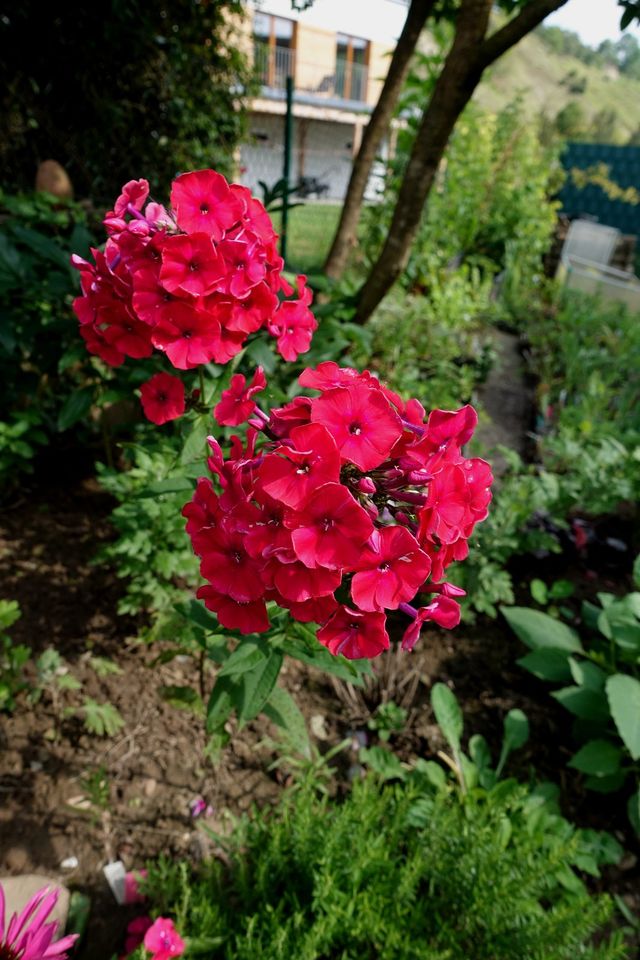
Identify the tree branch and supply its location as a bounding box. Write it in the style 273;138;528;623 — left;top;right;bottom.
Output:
476;0;570;72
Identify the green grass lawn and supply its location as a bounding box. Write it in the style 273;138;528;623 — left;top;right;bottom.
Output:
271;203;342;276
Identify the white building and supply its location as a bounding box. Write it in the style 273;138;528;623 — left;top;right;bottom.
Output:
239;0;409;200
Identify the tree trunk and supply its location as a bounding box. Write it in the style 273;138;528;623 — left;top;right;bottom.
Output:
323;0;436;281
354;0;570;323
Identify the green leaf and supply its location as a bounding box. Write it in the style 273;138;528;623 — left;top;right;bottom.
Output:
89;656;123;677
568;657;606;691
530;579;548;605
568;739;623;777
218;641;268;677
238;650;283;725
263;686;310;757
10;224;72;268
136;477;194;498
517;648;572;682
581;601;601;632
503;709;529;750
65;891;91;943
627;787;640;836
431;683;463;755
501;606;583;653
0;600;21;630
633;554;640;590
577;828;623;868
549;580;574;600
606;674;640;760
56;673;82;691
244;336;278;374
159;685;203;714
81;699;125;737
57;387;93;432
360;746;407;781
411;758;447;791
584;770;628;794
468;734;492;771
621;7;634;30
281;637;364;683
180;416;210;465
552;686;610;722
598;602;640;652
495;709;529;778
206;676;238;734
177;600;221;634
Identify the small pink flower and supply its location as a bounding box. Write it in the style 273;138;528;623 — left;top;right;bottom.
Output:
189;796;214;818
197;584;269;634
214;366;267;426
171;169;244;239
286;482;373;570
400;596;462;652
140;373;186;425
268;275;317;361
318;606;389;660
124;870;148;905
160;233;226;297
123;915;153;955
351;526;431;612
143;917;185;960
114;178;150;217
311;383;403;471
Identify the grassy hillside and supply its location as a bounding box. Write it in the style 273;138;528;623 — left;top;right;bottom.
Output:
474;29;640;141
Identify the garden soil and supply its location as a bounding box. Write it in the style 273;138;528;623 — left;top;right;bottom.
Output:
1;460;638;957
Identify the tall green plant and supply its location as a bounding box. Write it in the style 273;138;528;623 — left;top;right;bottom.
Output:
503;562;640;838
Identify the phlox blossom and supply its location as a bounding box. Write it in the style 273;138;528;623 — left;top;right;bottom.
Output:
351;526;431;612
143;917;185;960
171;169;244;239
214;366;267;426
140;372;185;425
317;606;390;659
182;364;492;660
72;169;318;383
311;383;403;471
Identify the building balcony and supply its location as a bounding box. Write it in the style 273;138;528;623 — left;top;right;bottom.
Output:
253;41;370;111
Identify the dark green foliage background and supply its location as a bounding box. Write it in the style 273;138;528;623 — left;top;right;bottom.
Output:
0;1;253;203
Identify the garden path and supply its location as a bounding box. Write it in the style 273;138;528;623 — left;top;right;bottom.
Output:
475;328;532;474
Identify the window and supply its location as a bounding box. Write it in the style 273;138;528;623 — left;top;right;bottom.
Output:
253;13;295;89
335;34;368;102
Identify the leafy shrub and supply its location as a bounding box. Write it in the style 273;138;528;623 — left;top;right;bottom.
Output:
458;284;640;619
503;560;640;837
529;289;640;445
95;439;199;627
134;753;627;958
0;600;28;712
353;267;494;411
1;2;253;203
0;191;99;485
364;94;561;293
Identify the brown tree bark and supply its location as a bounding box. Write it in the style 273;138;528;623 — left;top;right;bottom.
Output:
323;0;436;281
353;0;570;323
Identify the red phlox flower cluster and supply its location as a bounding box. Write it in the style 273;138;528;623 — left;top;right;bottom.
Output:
71;171;317;371
184;363;493;659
